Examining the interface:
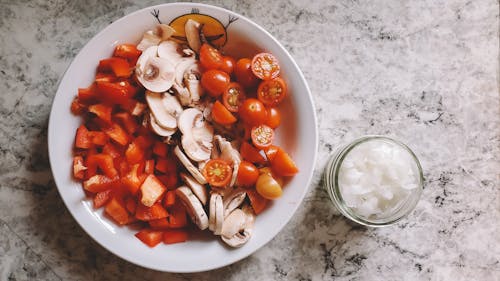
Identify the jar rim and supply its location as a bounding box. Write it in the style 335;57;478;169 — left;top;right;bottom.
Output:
325;135;424;227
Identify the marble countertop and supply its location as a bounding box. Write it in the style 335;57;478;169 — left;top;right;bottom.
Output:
1;0;499;280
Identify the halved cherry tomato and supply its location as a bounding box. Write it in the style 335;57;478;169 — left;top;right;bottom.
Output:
220;56;235;74
212;100;237;125
222;82;246;112
265;107;281;128
239;98;268;126
239;142;266;164
199;44;223;70
257;78;287;106
235;58;259;88
251;52;280;80
201;70;230;97
236;161;259;187
202;159;232;187
271;149;299;176
251;125;274;150
113;44;142;60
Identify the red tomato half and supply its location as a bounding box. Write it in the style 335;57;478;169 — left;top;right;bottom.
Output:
199;44;223;70
257;78;287;106
251;125;274;150
202;159;232;187
251;53;280;80
222;82;246;112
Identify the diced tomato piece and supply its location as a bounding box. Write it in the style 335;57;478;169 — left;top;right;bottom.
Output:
168;202;187;228
102;142;122;158
75;125;91;149
73;156;86;179
121;164;145;194
86;153;118;178
93;189;112;209
264;145;280;162
83;175;119;193
88;104;113;124
135;202;169;221
70;97;87;115
140;174;166;207
155;158;177;174
95;72;116;83
246;189;269;215
96;81;134;106
157;174;178;190
114;44;142;60
240;142;266;164
164;190;176;207
105;197;130;225
88;131;108;146
125;142;144;164
163;230;188;244
144;159;155;174
149;218;170;229
98;58;131;78
77;84;98;104
135;229;163;247
153;141;168;157
125;196;137;214
102;123;130;146
114;112;138;134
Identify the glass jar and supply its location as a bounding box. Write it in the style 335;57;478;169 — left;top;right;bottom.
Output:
324;135;424;227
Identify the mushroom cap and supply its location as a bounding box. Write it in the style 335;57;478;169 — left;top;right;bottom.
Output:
174;145;207;184
180;172;208;205
157;40;184;66
136;30;161;51
136;46;175;92
145;91;179;130
176;186;209;230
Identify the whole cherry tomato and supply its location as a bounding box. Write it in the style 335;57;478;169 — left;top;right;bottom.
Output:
239;98;268;126
201;70;230;97
234;58;259;88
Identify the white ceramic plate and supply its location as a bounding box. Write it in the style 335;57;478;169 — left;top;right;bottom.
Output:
48;3;317;272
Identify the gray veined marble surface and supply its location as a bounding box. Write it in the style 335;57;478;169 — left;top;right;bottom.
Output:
0;0;499;280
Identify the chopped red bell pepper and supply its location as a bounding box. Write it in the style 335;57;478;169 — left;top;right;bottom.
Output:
164;190;176;207
157;174;178;190
102;123;130;146
121;164;146;194
134;135;155;150
114;44;142;60
153;141;168;157
125;141;144;164
102;142;122;158
114;111;138;134
105;197;130;225
155;158;177;174
96;81;134;106
144;159;155;174
163;230;188;244
73;156;86;179
77;84;98;104
83;174;119;193
149;218;170;229
70;97;87;115
125;197;137;214
86;153;118;178
98;57;131;78
93;189;112;209
167;202;187;228
75;125;91;149
135;202;169;221
88;104;113;124
135;229;164;247
95;72;116;83
88;131;109;146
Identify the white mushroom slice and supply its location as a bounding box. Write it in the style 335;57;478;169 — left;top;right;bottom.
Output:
221;205;255;247
173;58;203;106
180;173;208;205
176;186;209;230
157;40;184;66
178;108;214;162
174;146;207;184
136;46;175;92
136;30;161;51
175;58;197;85
172;84;192;107
213;135;242;187
209;193;224;234
223;189;247;218
156;24;175;40
221;209;246;238
149;113;176;137
185;19;202;53
145;91;180;130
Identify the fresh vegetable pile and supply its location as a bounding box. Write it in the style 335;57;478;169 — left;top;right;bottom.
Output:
71;20;298;248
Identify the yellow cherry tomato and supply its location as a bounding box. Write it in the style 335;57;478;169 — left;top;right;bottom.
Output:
256;173;282;199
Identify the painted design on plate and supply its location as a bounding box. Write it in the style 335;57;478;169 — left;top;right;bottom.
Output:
150;8;238;48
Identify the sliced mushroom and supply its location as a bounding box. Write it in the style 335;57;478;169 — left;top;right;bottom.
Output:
174;145;207;184
173;58;203;106
157;40;184;66
223;189;247;218
136;24;175;51
148;112;177;136
156;24;175;40
176;186;209;230
221;205;255;247
145;91;182;130
209;193;224;234
185;19;202;53
213;135;242;187
178;108;213;162
180;172;208;205
136;46;175;92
